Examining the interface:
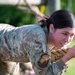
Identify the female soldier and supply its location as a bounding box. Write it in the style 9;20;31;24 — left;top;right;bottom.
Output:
0;10;75;75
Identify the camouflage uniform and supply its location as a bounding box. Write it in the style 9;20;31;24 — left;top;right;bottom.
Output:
0;24;66;75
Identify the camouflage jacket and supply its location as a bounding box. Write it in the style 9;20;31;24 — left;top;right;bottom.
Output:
0;24;65;75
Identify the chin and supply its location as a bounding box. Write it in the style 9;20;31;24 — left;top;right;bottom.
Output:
56;45;64;49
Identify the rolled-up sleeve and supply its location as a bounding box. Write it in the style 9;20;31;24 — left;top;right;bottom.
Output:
29;44;65;75
30;49;65;75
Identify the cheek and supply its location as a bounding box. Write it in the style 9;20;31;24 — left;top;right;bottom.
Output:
54;37;61;44
53;33;66;46
54;33;63;41
52;35;60;45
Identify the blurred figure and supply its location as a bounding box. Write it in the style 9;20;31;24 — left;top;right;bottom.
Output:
20;62;35;75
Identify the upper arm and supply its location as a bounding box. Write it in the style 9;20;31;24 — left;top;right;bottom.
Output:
26;28;66;75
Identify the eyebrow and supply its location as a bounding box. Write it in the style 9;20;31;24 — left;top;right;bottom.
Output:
63;31;69;33
63;31;74;35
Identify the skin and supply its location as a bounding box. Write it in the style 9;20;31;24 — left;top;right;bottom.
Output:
47;24;75;63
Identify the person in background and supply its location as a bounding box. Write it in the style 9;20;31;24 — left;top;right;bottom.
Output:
0;10;75;75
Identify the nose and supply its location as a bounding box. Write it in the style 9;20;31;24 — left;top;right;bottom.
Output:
64;36;71;43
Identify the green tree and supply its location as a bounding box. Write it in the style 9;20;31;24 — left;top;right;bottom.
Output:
0;5;35;27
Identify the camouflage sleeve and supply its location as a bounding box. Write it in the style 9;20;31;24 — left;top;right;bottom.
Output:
0;24;29;62
25;27;66;75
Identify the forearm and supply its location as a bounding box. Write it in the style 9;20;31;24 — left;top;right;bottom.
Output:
61;53;72;63
61;47;75;63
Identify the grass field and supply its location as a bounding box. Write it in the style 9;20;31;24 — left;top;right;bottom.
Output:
63;58;75;75
62;38;75;75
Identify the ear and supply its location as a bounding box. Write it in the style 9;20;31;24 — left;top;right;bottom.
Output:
49;24;55;33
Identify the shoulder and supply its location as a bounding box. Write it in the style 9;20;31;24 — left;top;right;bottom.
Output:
19;24;47;43
28;24;46;39
19;24;45;36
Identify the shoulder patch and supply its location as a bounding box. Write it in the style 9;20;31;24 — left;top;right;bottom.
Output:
38;54;49;68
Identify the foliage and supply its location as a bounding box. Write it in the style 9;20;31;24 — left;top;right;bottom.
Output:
61;0;75;14
71;0;75;14
0;1;75;27
0;5;36;27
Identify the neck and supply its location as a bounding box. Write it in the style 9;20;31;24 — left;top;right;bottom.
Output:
47;35;54;47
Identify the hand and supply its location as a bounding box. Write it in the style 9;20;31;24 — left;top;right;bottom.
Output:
67;46;75;58
61;45;75;63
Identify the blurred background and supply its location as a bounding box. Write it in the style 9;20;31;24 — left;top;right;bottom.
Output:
0;0;75;75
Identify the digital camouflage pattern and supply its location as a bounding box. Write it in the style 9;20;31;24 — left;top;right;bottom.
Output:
0;24;66;75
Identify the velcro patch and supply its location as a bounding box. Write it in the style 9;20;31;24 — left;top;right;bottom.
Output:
38;54;49;68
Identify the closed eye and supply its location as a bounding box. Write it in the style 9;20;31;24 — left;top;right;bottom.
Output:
62;33;68;36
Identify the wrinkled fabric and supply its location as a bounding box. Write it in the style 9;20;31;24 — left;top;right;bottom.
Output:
0;24;65;75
